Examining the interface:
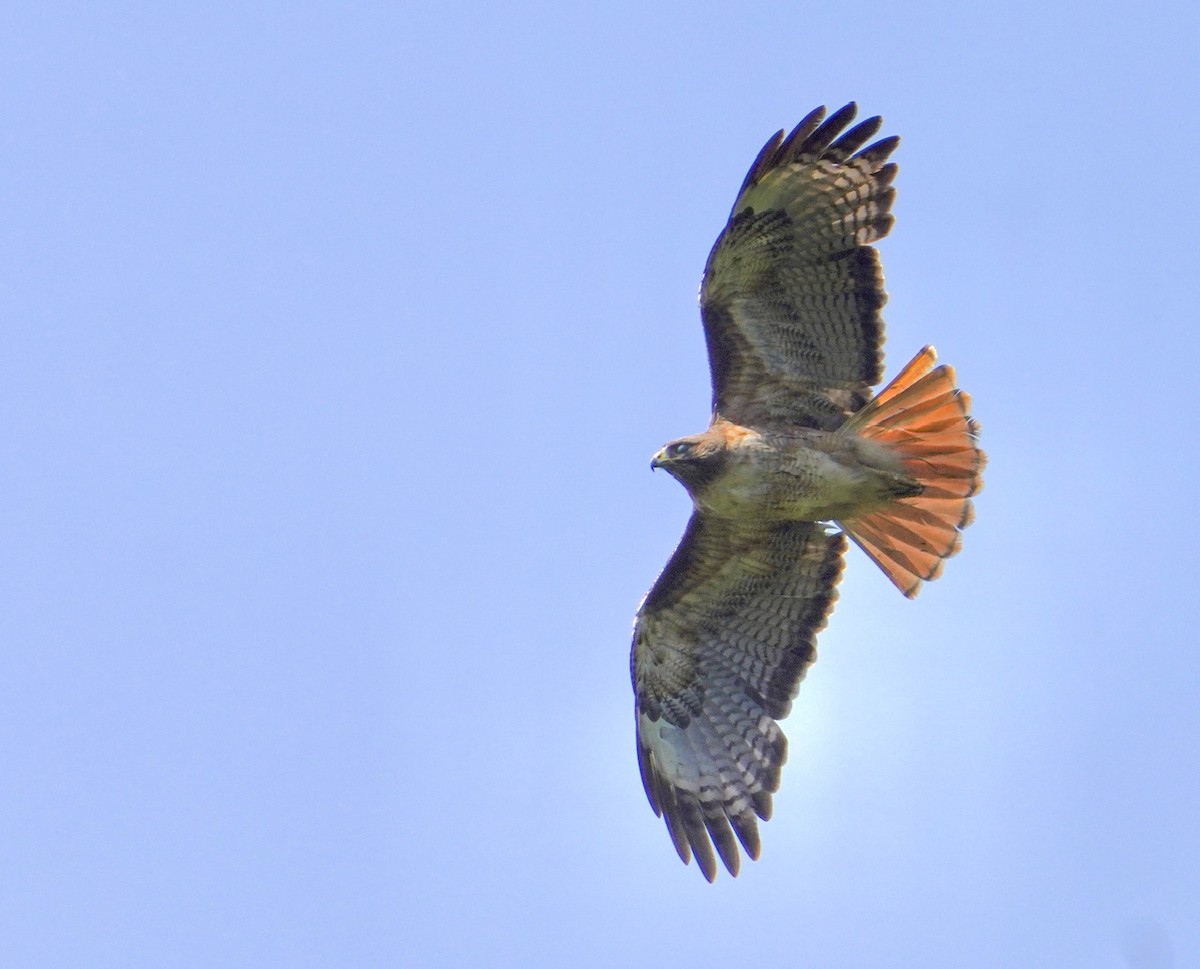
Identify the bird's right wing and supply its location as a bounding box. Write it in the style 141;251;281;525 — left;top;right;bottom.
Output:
631;515;845;880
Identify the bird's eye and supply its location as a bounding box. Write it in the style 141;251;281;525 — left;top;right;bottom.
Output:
670;442;691;457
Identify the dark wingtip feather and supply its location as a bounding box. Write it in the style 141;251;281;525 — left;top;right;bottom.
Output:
828;114;883;161
777;105;827;164
660;791;692;865
801;101;859;157
735;106;898;206
690;828;718;883
635;740;660;813
670;792;718;882
858;134;900;166
704;812;742;878
730;812;762;860
737;128;785;198
876;161;899;187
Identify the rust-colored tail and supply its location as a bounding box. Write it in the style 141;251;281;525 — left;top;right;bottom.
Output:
838;346;985;598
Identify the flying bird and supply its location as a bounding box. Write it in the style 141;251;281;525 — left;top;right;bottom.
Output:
631;103;985;881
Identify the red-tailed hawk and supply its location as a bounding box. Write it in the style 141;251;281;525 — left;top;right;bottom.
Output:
632;103;985;881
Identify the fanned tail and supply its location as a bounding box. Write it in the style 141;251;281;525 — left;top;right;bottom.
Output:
837;346;985;598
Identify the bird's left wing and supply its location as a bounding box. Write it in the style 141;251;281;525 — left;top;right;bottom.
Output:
631;515;845;880
700;103;899;429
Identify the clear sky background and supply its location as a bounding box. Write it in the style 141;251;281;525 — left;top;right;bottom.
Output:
2;2;1197;967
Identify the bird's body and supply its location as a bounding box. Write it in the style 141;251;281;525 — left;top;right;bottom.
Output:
630;103;985;881
657;422;919;522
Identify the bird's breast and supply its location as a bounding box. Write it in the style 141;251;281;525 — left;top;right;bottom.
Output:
693;431;896;522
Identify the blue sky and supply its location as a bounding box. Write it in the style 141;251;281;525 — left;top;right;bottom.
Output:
2;2;1197;966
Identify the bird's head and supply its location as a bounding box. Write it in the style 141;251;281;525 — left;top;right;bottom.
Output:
650;433;726;493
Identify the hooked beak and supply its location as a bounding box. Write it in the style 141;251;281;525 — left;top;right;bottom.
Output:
650;449;667;471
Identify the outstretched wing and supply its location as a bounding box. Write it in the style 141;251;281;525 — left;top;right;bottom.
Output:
631;515;845;880
700;103;899;429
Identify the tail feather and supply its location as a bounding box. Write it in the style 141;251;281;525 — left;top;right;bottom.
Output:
881;517;956;552
865;395;975;435
899;449;982;477
838;346;985;598
843;519;943;597
886;497;974;533
866;345;940;410
878;511;954;561
879;432;980;458
874;394;975;433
